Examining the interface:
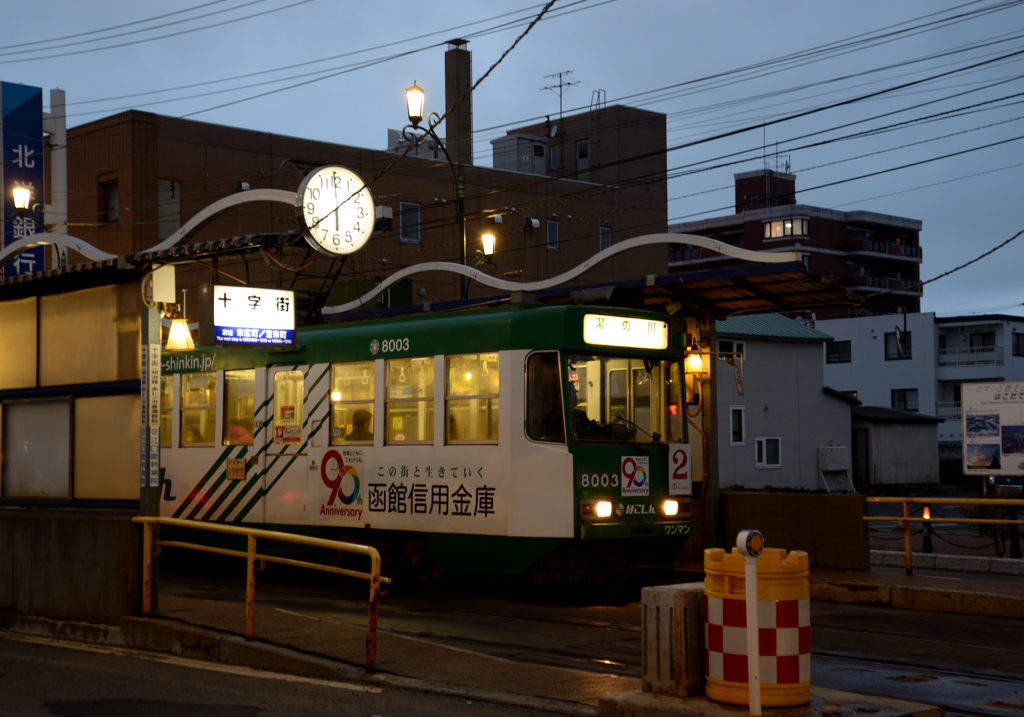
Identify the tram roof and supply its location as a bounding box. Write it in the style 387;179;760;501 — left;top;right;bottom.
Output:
0;233;858;319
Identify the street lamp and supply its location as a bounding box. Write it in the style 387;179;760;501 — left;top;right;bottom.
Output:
403;82;467;299
13;186;30;211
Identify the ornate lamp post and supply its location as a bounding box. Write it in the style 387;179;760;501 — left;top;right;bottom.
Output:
404;81;467;299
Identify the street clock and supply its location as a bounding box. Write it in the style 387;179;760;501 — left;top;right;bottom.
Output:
296;165;375;255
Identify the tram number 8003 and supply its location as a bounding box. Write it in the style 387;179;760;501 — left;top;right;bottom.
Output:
579;473;619;488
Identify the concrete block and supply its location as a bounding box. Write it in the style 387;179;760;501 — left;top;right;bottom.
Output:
882;551;905;568
640;582;705;698
810;580;890;605
911;553;936;569
932;554;990;573
891;586;1024;619
991;557;1024;576
870;550;885;566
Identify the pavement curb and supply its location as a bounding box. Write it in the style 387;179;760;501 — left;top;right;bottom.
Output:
809;578;1024;619
598;688;942;717
0;613;598;717
870;549;1024;575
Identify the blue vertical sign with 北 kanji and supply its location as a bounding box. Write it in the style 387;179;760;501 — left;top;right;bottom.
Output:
2;82;45;279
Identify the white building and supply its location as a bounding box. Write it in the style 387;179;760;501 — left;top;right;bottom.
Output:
817;312;1024;444
715;314;855;490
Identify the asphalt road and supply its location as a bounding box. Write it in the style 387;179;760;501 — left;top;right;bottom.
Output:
0;634;552;717
163;570;1024;706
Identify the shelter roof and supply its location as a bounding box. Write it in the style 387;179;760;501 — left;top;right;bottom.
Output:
715;313;834;341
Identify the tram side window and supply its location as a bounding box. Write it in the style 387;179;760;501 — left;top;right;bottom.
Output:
160;375;173;447
386;357;434;444
447;353;499;443
223;369;255;445
181;372;216;446
331;361;375;444
526;351;565;443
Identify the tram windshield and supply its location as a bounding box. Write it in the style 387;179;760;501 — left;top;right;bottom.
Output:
566;354;684;444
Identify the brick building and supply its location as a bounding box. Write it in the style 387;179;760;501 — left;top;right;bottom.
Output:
51;42;668;319
668;169;922;320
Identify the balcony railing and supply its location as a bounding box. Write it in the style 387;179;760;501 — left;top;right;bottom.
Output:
938;346;1004;366
846;239;922;260
935;401;961;419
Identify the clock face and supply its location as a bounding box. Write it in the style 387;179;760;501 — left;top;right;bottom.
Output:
296;166;375;255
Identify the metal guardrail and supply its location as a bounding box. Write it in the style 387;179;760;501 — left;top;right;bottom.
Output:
865;497;1024;575
132;516;391;672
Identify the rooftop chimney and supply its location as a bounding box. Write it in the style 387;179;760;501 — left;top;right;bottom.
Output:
445;39;473;166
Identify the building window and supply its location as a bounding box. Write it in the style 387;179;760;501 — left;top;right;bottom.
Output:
101;182;119;224
157;179;181;240
599;226;611;251
181;372;216;446
447;353;499;443
884;331;912;360
547;220;559;250
223;369;255;446
330;361;375;444
970;332;995;348
891;388;919;412
755;437;781;468
549;145;559;170
1014;333;1024;356
802;253;811;269
399;201;420;244
730;406;745;446
0;400;72;498
827;340;852;364
763;218;808;239
386;357;434;444
718;340;744;360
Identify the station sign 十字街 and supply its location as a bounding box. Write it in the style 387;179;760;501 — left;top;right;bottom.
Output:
212;285;295;346
583;313;668;351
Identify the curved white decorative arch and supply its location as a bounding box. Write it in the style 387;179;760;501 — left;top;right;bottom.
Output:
322;233;801;315
147;189;296;253
0;232;117;269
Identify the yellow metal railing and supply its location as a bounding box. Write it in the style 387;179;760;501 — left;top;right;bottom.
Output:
865;497;1024;575
132;516;392;672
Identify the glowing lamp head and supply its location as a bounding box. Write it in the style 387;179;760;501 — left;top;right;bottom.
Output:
923;506;931;520
481;233;495;256
12;186;30;211
406;81;425;127
330;390;342;402
165;317;195;351
685;353;704;375
595;501;613;518
663;500;679;517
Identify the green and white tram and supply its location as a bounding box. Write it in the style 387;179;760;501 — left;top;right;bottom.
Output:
159;302;696;580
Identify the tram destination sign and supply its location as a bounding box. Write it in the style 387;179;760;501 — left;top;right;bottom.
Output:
210;285;295;346
962;381;1024;476
583;313;668;351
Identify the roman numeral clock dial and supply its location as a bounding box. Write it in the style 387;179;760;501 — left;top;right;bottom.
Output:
296;165;375;256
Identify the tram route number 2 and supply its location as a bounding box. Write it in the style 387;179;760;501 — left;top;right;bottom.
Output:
579;473;619;488
669;443;692;496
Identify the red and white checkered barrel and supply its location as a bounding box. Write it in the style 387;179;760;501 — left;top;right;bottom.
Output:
703;547;810;707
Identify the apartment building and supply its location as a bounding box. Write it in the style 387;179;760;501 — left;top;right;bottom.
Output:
669;169;923;321
818;312;1024;445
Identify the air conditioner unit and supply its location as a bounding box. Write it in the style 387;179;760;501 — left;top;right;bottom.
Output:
524;217;540;229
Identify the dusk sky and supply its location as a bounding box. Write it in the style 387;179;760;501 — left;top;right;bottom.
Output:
6;0;1024;317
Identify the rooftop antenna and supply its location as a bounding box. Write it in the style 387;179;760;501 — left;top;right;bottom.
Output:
540;70;579;127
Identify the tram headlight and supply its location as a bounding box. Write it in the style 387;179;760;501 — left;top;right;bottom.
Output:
663;499;679;517
580;499;614;520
